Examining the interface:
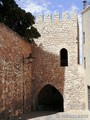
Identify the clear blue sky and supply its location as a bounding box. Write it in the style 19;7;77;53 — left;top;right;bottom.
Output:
15;0;88;15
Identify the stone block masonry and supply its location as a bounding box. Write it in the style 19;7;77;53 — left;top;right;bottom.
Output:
32;11;86;111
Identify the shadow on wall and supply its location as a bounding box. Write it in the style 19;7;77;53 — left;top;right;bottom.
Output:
31;43;66;113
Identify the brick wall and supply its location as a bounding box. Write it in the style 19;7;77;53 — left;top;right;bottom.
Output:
0;24;32;116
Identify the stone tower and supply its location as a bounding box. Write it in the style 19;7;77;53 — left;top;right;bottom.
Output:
32;11;86;111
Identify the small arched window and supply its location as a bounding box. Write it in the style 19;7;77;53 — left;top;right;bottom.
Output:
60;48;68;66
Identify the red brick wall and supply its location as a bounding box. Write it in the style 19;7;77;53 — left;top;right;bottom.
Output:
0;24;32;116
32;44;65;110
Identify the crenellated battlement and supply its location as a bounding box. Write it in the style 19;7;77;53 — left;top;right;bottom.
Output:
36;11;77;22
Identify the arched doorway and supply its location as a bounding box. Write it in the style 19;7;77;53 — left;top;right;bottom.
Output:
37;84;64;112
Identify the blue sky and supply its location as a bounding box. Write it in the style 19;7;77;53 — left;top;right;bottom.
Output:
15;0;85;15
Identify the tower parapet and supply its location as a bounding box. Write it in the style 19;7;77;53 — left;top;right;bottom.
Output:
54;12;60;22
36;11;77;23
45;13;52;22
36;15;44;22
62;12;69;20
71;11;77;20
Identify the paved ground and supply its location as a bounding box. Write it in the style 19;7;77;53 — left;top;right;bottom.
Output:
11;110;90;120
12;111;57;120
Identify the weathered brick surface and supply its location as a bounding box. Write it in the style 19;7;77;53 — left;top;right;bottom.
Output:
32;11;86;111
0;24;32;115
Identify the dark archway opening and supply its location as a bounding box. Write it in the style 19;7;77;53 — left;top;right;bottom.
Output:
37;84;64;112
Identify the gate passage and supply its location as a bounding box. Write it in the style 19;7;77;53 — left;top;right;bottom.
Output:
38;84;64;112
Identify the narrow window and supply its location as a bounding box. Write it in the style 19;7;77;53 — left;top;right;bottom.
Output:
60;48;68;66
84;57;86;69
88;86;90;110
83;32;85;43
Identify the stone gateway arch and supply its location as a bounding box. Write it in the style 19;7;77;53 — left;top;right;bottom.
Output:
37;84;64;112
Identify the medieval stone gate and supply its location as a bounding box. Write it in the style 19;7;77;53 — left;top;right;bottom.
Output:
0;11;87;117
32;84;64;112
31;11;86;111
